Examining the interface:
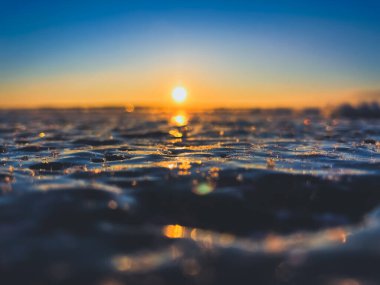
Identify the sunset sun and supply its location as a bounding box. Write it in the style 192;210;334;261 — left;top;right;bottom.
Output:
172;86;187;104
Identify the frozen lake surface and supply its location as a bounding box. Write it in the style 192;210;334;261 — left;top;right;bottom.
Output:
0;108;380;285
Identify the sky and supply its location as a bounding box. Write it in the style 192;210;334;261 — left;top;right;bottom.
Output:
1;0;380;108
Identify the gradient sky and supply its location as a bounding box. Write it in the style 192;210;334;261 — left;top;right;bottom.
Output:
1;0;380;108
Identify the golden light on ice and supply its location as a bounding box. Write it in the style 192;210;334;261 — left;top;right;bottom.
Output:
171;113;188;127
172;86;187;103
163;225;185;239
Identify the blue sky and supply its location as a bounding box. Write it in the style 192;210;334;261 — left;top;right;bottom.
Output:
1;0;380;107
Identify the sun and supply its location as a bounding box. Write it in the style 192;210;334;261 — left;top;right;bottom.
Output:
172;86;187;104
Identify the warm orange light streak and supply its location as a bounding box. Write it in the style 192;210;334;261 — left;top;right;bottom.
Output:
163;225;185;239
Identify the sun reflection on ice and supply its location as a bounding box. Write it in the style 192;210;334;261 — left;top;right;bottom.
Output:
169;129;183;138
171;113;188;127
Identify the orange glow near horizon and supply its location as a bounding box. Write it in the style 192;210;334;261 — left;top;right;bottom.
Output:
0;71;374;109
